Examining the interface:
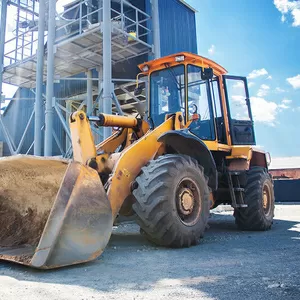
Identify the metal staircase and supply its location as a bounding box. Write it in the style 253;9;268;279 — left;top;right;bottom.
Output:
3;0;153;89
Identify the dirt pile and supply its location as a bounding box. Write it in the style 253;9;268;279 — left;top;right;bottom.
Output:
0;155;68;247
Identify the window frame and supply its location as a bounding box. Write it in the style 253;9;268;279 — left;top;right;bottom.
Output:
210;76;227;144
222;75;256;145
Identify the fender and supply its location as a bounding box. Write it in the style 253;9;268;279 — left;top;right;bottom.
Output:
158;129;218;191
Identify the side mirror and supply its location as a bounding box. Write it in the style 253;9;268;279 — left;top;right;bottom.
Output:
201;67;214;80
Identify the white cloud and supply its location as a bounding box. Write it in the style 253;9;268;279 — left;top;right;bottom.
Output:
278;103;289;109
261;84;270;89
232;95;245;102
257;84;270;97
292;8;300;26
250;97;278;124
208;45;216;56
287;74;300;89
250;97;291;125
248;82;255;87
274;0;300;27
233;81;244;89
274;0;293;14
282;98;292;104
278;99;292;110
257;89;268;97
267;75;273;80
248;68;269;79
275;87;285;93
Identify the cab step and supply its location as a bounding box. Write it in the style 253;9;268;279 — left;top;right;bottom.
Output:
226;171;247;209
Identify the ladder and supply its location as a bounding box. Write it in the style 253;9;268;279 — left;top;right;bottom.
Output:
227;171;248;208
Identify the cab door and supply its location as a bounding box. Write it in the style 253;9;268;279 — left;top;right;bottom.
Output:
223;75;256;145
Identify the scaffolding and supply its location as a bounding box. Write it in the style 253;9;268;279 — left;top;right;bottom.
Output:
0;0;160;156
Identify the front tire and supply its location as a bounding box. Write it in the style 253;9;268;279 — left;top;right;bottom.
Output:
234;167;275;230
132;154;210;247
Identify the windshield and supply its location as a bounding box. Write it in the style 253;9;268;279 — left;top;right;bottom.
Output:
150;65;185;126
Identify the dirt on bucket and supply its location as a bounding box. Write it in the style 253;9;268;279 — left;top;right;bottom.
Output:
0;156;68;248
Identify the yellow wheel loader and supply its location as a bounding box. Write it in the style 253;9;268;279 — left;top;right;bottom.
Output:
0;53;275;269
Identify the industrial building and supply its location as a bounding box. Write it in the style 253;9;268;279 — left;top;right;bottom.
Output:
269;157;300;179
0;0;197;157
269;157;300;202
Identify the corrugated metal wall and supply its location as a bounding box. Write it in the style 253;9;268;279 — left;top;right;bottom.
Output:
159;0;197;56
145;0;197;58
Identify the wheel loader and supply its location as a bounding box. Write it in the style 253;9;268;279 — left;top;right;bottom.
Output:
0;52;275;269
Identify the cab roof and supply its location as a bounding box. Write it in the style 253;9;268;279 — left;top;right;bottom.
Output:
138;52;228;76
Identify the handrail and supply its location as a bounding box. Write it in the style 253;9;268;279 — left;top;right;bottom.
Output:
3;0;153;69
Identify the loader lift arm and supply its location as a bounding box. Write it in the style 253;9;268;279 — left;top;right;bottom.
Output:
70;111;187;218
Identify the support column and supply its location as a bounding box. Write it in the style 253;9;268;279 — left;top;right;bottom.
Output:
86;69;93;116
98;67;103;112
65;100;72;152
98;0;103;23
44;1;56;156
87;0;93;24
0;0;8;101
97;67;104;142
102;0;113;139
34;0;46;156
152;0;161;59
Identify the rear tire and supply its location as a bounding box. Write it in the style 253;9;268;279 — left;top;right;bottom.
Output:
234;167;275;231
132;154;210;247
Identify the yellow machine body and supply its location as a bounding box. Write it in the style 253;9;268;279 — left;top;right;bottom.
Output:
0;53;271;269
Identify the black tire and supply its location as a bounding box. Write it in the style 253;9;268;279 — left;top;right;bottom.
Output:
132;154;210;247
234;167;275;231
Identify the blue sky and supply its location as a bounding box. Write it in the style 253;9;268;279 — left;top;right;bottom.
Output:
186;0;300;157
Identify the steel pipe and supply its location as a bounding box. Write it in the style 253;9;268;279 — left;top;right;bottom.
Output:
44;0;56;156
34;0;46;156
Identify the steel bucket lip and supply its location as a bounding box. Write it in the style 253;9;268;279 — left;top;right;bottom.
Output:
0;245;36;267
30;162;113;269
0;157;113;269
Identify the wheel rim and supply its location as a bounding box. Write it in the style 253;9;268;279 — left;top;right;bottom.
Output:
262;183;272;216
176;178;201;226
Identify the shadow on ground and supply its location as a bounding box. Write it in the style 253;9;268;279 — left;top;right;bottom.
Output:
0;207;300;300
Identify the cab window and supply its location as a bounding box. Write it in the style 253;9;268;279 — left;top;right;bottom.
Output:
187;65;215;141
150;65;185;126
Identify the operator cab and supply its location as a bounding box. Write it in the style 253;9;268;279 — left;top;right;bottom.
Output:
139;53;255;146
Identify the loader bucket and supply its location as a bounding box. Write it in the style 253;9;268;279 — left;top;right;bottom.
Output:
0;155;113;269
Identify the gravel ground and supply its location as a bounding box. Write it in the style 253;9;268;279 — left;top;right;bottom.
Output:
0;204;299;300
